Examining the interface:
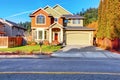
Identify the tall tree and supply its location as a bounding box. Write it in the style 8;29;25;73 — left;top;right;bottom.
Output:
79;8;98;26
111;0;120;38
97;0;120;40
97;0;104;38
18;22;31;33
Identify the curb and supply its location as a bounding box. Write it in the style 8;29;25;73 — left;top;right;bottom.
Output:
0;55;51;59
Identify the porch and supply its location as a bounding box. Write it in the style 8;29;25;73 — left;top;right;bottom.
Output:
32;23;64;44
48;23;64;44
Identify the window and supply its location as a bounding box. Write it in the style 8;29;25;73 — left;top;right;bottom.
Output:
36;15;45;24
54;18;58;22
38;31;43;39
44;31;47;39
33;30;37;39
73;19;80;24
64;19;68;23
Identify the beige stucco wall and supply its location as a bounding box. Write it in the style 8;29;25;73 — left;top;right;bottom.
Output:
67;19;83;26
66;31;93;45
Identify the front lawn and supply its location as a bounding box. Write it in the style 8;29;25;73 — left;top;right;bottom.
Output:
0;45;61;54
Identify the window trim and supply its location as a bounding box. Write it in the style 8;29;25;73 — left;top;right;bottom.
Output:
36;14;46;25
32;30;37;40
38;30;43;39
54;18;58;22
44;30;47;40
72;19;80;24
35;28;45;41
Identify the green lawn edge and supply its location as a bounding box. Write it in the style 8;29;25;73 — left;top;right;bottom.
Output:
0;45;61;54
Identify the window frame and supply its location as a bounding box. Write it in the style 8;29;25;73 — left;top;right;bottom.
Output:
38;30;43;39
33;30;37;40
44;30;47;40
72;19;80;24
36;14;46;24
54;18;58;22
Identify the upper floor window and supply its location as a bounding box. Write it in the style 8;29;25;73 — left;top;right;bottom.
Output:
36;15;45;24
73;19;80;24
64;19;68;23
54;18;58;22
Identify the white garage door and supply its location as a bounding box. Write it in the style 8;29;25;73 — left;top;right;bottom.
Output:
66;32;90;45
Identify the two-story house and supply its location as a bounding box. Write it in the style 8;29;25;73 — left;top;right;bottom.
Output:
30;5;95;45
0;22;5;36
0;19;26;37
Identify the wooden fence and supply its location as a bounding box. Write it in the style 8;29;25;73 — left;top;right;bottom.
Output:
96;38;120;50
0;37;23;48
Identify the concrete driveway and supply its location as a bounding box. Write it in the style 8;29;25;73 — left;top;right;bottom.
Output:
52;45;120;58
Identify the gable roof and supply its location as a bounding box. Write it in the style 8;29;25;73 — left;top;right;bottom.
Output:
6;20;26;30
30;5;72;18
29;8;52;17
62;14;84;19
0;19;26;30
48;22;63;29
44;6;61;18
53;4;72;15
0;22;4;25
65;26;95;31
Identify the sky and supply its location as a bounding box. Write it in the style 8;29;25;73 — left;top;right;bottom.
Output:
0;0;100;23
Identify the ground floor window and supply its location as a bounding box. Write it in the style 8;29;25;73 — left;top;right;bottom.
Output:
38;31;43;39
33;30;37;39
44;31;47;39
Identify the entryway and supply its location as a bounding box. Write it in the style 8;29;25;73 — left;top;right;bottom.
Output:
54;33;58;41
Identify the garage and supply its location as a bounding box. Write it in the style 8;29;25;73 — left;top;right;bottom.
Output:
65;27;95;45
66;32;90;45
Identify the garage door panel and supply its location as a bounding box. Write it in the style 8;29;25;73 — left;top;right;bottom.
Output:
66;33;90;45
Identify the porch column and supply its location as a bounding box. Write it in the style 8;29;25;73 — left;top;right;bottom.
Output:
49;28;52;43
61;28;63;43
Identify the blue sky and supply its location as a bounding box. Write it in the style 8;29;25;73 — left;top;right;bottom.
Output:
0;0;100;23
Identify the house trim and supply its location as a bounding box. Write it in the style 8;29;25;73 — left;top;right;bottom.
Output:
30;8;49;16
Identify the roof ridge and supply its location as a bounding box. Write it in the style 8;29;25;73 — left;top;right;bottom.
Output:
30;7;49;16
44;5;61;18
53;4;73;15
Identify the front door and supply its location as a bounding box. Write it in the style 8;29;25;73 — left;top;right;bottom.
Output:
54;33;58;41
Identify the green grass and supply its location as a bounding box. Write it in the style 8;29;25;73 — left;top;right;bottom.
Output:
0;45;61;53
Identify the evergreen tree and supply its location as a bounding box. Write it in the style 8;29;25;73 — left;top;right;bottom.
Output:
112;0;120;38
79;8;98;26
97;0;120;40
18;21;31;33
97;0;103;38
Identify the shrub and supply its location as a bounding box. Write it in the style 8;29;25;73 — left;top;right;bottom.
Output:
43;40;49;45
27;41;37;45
51;41;60;46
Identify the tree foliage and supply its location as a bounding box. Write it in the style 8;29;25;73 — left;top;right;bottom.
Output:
97;0;120;40
79;8;98;26
18;21;31;32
